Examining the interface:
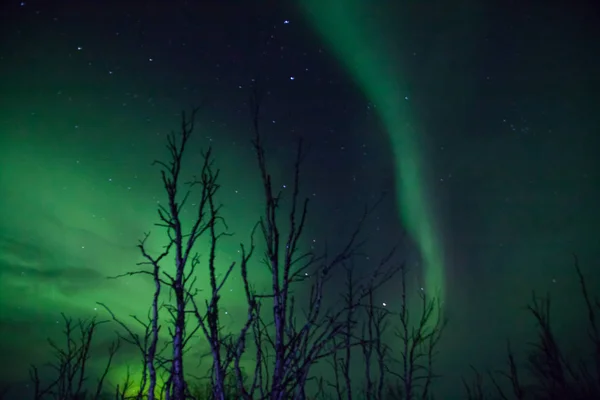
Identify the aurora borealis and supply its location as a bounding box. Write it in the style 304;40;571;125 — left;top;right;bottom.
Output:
301;0;447;309
1;0;599;398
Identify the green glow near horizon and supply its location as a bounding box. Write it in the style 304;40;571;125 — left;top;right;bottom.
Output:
300;1;446;305
0;109;269;386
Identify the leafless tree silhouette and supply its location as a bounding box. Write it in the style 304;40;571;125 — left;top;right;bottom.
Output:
28;314;118;400
463;254;600;400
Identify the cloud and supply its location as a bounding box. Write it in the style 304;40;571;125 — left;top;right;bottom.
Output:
0;234;109;292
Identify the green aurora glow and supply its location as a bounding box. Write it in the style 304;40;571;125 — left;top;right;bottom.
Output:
0;103;273;385
300;1;446;305
2;2;599;397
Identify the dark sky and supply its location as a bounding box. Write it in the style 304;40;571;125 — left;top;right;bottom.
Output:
0;0;599;398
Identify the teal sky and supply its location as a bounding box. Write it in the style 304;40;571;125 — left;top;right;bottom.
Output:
1;1;599;397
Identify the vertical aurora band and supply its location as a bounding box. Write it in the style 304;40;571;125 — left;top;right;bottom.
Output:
300;1;446;306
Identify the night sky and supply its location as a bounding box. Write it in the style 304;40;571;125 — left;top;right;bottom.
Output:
1;0;599;398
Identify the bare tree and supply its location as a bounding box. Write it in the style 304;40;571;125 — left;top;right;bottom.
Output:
387;264;446;400
187;204;257;400
328;264;358;400
462;365;487;400
361;281;392;400
108;108;239;400
96;302;164;400
322;248;401;400
572;253;600;390
28;314;118;400
525;287;599;399
113;366;135;400
22;97;453;399
486;341;525;400
465;254;600;400
246;90;393;400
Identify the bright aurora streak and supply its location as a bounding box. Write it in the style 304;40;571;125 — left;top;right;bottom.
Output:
300;1;446;306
